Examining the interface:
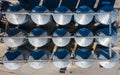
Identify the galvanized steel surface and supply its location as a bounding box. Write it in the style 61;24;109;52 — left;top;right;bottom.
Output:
52;28;71;47
74;6;94;25
30;6;51;25
96;27;117;47
52;6;72;25
3;28;26;47
75;28;94;47
75;48;93;68
53;48;70;68
28;49;48;69
3;50;24;70
5;5;27;25
95;5;118;25
28;28;49;47
96;49;118;68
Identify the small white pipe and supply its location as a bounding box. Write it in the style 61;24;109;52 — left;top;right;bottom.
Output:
58;0;63;7
94;0;99;8
39;0;44;6
75;0;80;9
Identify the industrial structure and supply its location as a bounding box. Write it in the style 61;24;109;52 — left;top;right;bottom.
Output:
0;0;119;72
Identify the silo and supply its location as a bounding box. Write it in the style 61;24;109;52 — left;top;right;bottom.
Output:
5;5;28;25
3;50;24;70
96;48;118;68
30;6;51;25
96;27;117;47
52;6;72;25
3;28;26;47
28;49;48;69
95;5;118;25
52;28;71;47
74;6;94;25
53;48;70;68
28;28;49;47
74;28;94;47
75;48;93;68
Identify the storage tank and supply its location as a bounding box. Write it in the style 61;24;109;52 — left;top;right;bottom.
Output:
95;5;118;25
53;48;70;68
96;48;118;68
28;28;49;47
6;5;28;25
52;6;72;25
3;50;24;70
74;28;94;47
75;48;93;68
28;49;48;69
52;28;71;47
30;6;51;25
96;27;117;47
3;28;26;47
74;6;94;25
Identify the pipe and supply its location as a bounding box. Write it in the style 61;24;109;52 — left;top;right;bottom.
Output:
39;0;44;6
50;45;58;59
71;43;77;56
58;0;62;7
75;0;80;9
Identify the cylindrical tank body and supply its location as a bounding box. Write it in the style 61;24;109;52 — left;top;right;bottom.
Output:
53;48;70;68
30;6;51;25
52;28;71;47
96;27;117;47
6;5;28;25
74;28;94;47
28;49;48;69
3;50;24;70
28;28;49;47
74;6;94;25
96;48;118;68
95;5;117;25
3;28;26;47
52;6;72;25
75;48;93;68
